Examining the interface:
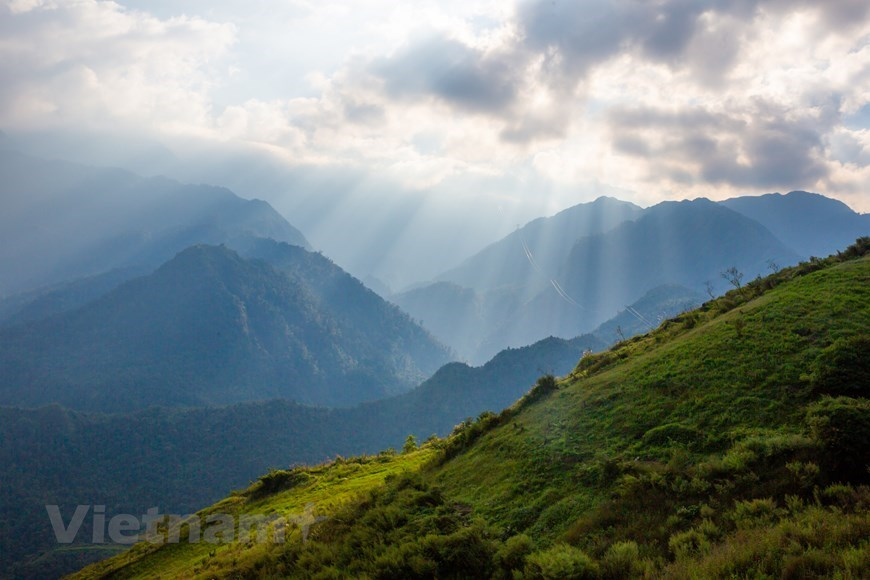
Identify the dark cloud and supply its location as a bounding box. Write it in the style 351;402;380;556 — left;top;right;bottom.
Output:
702;122;828;187
372;36;520;114
608;104;830;189
518;0;870;86
516;0;715;83
628;0;711;62
518;0;625;80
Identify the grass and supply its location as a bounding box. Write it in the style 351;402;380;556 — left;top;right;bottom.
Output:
70;448;436;579
433;255;869;540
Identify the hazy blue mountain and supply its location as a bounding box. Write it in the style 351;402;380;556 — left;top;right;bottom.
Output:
437;196;642;294
393;197;640;362
721;190;870;259
0;333;602;578
345;333;605;443
0;244;450;411
503;199;799;343
395;199;795;361
0;149;309;297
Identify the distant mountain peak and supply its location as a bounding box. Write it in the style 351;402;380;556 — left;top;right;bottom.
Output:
0;149;310;296
721;191;869;258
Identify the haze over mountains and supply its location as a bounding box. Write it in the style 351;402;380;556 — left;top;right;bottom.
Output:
0;149;308;297
436;197;644;293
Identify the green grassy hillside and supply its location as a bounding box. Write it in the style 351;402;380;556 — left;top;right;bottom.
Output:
74;240;870;579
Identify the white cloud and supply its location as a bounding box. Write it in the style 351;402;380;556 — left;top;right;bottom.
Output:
0;0;236;133
1;0;869;212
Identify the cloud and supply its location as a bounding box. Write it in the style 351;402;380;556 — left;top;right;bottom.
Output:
0;0;236;132
607;102;831;190
372;35;521;114
518;0;625;80
360;0;870;149
2;0;869;213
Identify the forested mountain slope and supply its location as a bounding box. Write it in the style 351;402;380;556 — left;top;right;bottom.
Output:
0;244;450;411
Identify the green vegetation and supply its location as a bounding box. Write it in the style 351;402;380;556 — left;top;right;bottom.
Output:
73;448;437;579
0;332;597;578
74;239;870;578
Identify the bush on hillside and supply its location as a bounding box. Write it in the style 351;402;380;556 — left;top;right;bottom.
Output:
807;335;870;397
524;544;598;579
806;397;870;483
493;534;535;578
255;468;311;497
642;423;702;449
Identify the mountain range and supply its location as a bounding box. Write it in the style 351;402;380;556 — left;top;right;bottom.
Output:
0;243;450;411
72;240;870;579
396;195;832;362
721;190;870;259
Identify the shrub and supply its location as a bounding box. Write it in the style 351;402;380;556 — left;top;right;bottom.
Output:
420;522;497;579
524;544;598;579
493;534;534;578
731;498;778;529
781;550;839;579
371;541;434;578
808;335;870;397
668;519;721;559
806;397;870;483
819;483;865;509
522;374;559;406
439;411;502;462
600;541;645;579
785;461;820;489
574;352;618;376
642;423;702;449
254;469;311;497
841;236;870;259
402;434;418;454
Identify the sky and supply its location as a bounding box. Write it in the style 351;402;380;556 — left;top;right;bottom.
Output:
1;0;869;285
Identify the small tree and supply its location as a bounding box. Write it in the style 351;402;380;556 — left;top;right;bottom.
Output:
615;325;626;342
766;259;780;274
704;280;715;300
402;434;418;454
721;267;744;289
